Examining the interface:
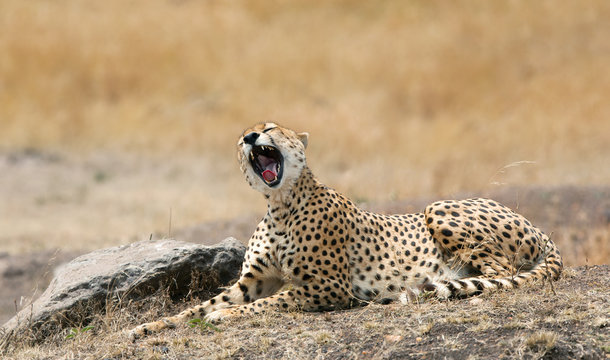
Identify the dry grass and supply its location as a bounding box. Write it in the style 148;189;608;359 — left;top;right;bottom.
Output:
0;6;609;351
1;0;609;191
524;331;558;354
2;265;608;359
0;0;608;257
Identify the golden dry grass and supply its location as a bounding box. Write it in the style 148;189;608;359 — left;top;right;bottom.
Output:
2;265;609;359
0;1;609;257
2;0;609;182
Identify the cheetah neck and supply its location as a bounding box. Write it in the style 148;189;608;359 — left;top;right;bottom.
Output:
265;166;320;221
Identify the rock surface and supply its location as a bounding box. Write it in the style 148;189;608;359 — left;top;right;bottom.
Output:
1;238;245;339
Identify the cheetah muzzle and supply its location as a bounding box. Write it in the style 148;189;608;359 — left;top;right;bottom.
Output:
128;122;563;340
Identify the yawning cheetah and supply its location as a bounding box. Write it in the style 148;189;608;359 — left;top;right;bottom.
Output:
129;123;562;339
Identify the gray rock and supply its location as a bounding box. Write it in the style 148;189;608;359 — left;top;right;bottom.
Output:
0;237;245;340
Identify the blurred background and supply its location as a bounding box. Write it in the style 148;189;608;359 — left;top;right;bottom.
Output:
0;0;608;264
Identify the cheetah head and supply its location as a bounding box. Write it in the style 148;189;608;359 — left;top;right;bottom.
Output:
237;123;309;195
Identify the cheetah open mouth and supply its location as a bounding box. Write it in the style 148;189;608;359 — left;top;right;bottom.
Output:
249;145;284;187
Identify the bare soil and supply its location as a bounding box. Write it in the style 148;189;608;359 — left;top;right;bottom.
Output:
1;265;608;359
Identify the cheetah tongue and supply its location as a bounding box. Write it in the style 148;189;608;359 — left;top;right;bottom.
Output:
258;154;278;182
262;170;277;182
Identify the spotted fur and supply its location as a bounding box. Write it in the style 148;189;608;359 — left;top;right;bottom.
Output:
129;123;562;339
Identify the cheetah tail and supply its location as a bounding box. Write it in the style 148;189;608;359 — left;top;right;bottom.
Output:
415;238;563;300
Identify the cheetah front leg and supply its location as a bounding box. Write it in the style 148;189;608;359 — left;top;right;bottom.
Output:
128;273;283;340
205;278;352;322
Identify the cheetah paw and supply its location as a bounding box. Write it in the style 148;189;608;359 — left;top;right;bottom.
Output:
204;308;234;323
127;319;176;341
127;325;147;342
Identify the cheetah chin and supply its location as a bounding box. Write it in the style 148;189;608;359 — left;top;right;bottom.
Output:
128;122;563;340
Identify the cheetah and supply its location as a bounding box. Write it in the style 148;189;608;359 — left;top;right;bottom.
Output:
129;123;562;339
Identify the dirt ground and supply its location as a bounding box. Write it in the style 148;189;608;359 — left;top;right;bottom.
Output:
1;265;608;359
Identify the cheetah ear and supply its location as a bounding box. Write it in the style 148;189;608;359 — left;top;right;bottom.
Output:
297;132;309;149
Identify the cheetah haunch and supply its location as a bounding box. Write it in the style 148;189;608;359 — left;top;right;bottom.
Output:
129;123;562;339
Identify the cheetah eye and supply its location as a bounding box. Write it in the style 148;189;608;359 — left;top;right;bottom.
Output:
262;127;276;133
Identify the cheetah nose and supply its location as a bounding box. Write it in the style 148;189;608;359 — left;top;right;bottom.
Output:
243;132;259;145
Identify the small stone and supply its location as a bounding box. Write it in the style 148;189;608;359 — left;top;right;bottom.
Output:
384;334;403;343
469;297;483;306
